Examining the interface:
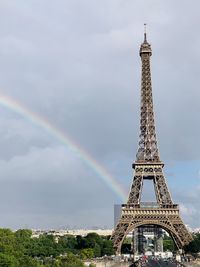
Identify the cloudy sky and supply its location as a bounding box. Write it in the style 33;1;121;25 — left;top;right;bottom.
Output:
0;0;199;230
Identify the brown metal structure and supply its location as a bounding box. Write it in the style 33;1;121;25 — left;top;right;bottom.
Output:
111;31;193;254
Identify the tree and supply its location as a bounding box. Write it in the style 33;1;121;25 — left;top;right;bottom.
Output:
93;244;101;257
0;228;20;259
185;233;200;253
80;248;94;259
85;233;102;248
58;235;77;254
18;255;42;267
76;235;86;250
14;229;32;255
163;234;175;252
0;253;17;267
163;240;174;251
101;239;114;256
27;234;60;258
81;233;103;257
15;229;32;241
0;228;114;265
58;253;85;267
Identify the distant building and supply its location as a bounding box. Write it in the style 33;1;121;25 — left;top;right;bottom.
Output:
31;229;113;238
193;228;200;233
114;204;122;228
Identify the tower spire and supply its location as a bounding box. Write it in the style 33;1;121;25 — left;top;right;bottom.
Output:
137;29;159;162
144;23;147;42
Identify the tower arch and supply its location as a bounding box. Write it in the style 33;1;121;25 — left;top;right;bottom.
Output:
114;221;183;255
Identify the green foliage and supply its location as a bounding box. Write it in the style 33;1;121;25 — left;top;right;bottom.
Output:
0;228;114;266
101;239;114;256
58;235;77;254
76;233;113;257
80;248;94;259
163;239;175;251
0;253;17;267
185;233;200;253
0;229;51;266
0;229;16;255
15;229;32;241
121;237;131;254
122;237;132;244
163;235;175;251
163;239;174;251
26;234;61;258
58;253;85;267
18;255;42;267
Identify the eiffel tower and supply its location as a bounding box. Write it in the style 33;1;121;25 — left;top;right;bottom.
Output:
111;29;193;255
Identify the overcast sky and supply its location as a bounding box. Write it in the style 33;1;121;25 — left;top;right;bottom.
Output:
0;0;199;230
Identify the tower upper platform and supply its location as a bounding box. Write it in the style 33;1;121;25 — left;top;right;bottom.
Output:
139;33;152;56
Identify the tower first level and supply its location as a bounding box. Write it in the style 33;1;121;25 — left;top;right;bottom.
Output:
112;163;192;254
111;30;193;254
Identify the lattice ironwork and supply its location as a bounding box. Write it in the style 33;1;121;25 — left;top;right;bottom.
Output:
127;164;173;206
112;206;192;254
136;34;160;163
111;32;193;254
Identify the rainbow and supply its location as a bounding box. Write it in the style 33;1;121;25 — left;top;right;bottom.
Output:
0;93;127;201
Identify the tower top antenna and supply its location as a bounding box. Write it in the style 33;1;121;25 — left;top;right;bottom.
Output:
144;23;147;42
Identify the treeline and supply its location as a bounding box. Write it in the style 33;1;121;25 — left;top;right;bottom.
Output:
163;233;200;254
163;235;175;251
185;233;200;254
120;233;200;254
0;228;114;267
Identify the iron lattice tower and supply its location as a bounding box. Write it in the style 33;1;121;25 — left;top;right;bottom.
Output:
111;31;192;254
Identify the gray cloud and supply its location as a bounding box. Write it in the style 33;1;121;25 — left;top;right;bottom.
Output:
0;145;116;228
174;187;200;228
0;0;199;229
